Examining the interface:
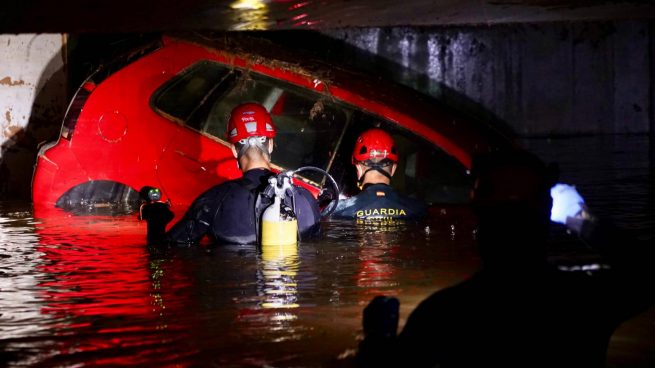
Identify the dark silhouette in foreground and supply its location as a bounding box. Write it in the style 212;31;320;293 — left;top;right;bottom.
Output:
357;150;655;367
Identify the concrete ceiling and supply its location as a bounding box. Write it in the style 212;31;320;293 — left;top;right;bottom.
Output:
2;0;655;33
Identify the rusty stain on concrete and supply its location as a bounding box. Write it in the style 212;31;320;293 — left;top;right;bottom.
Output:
61;34;68;66
2;124;22;139
0;76;27;86
5;109;12;123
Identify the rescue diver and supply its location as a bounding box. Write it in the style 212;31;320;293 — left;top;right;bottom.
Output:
138;186;174;245
147;102;321;245
356;150;655;368
330;128;427;221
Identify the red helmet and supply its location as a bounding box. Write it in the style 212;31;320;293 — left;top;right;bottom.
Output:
226;103;277;144
352;128;398;164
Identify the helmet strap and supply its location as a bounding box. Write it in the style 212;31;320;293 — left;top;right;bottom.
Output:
357;163;393;189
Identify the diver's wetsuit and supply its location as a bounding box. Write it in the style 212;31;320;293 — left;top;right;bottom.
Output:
165;168;320;245
330;183;428;221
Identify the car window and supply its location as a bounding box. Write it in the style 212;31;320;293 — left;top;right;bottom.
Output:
151;60;232;123
334;111;472;204
198;73;350;183
392;130;471;204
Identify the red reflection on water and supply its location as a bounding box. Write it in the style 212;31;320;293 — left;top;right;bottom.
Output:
355;227;402;301
291;13;308;21
288;1;310;10
35;208;152;318
32;206;196;365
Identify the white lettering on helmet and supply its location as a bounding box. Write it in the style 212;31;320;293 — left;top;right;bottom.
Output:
266;123;274;132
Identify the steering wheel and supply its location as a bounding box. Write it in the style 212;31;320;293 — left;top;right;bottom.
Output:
292;166;340;217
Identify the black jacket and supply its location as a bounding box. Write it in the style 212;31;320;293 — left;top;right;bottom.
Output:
166;168;321;245
330;183;428;221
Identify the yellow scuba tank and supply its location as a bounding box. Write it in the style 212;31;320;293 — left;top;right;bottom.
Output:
261;174;298;246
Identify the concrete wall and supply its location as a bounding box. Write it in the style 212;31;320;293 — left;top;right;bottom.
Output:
0;34;67;199
325;21;653;136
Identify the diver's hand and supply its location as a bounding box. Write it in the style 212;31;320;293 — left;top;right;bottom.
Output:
550;183;585;224
317;188;335;208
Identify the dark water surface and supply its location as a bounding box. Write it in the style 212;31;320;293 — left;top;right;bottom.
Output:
1;136;654;367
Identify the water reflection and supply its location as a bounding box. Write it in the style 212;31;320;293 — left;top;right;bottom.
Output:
0;200;478;366
29;208;197;366
258;243;300;309
353;224;404;300
228;243;305;349
226;0;322;30
0;211;44;340
230;0;271;30
36;219;151;318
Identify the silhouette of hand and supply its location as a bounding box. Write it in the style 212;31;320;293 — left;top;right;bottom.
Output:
363;295;400;340
358;296;400;367
550;183;585;224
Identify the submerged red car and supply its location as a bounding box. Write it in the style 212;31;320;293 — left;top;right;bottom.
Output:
32;34;514;217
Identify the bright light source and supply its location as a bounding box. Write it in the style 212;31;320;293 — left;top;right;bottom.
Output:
230;0;267;10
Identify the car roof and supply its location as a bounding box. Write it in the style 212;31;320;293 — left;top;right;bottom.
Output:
164;33;517;168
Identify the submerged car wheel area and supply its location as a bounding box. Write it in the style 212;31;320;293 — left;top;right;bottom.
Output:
32;34;514;216
55;180;141;215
